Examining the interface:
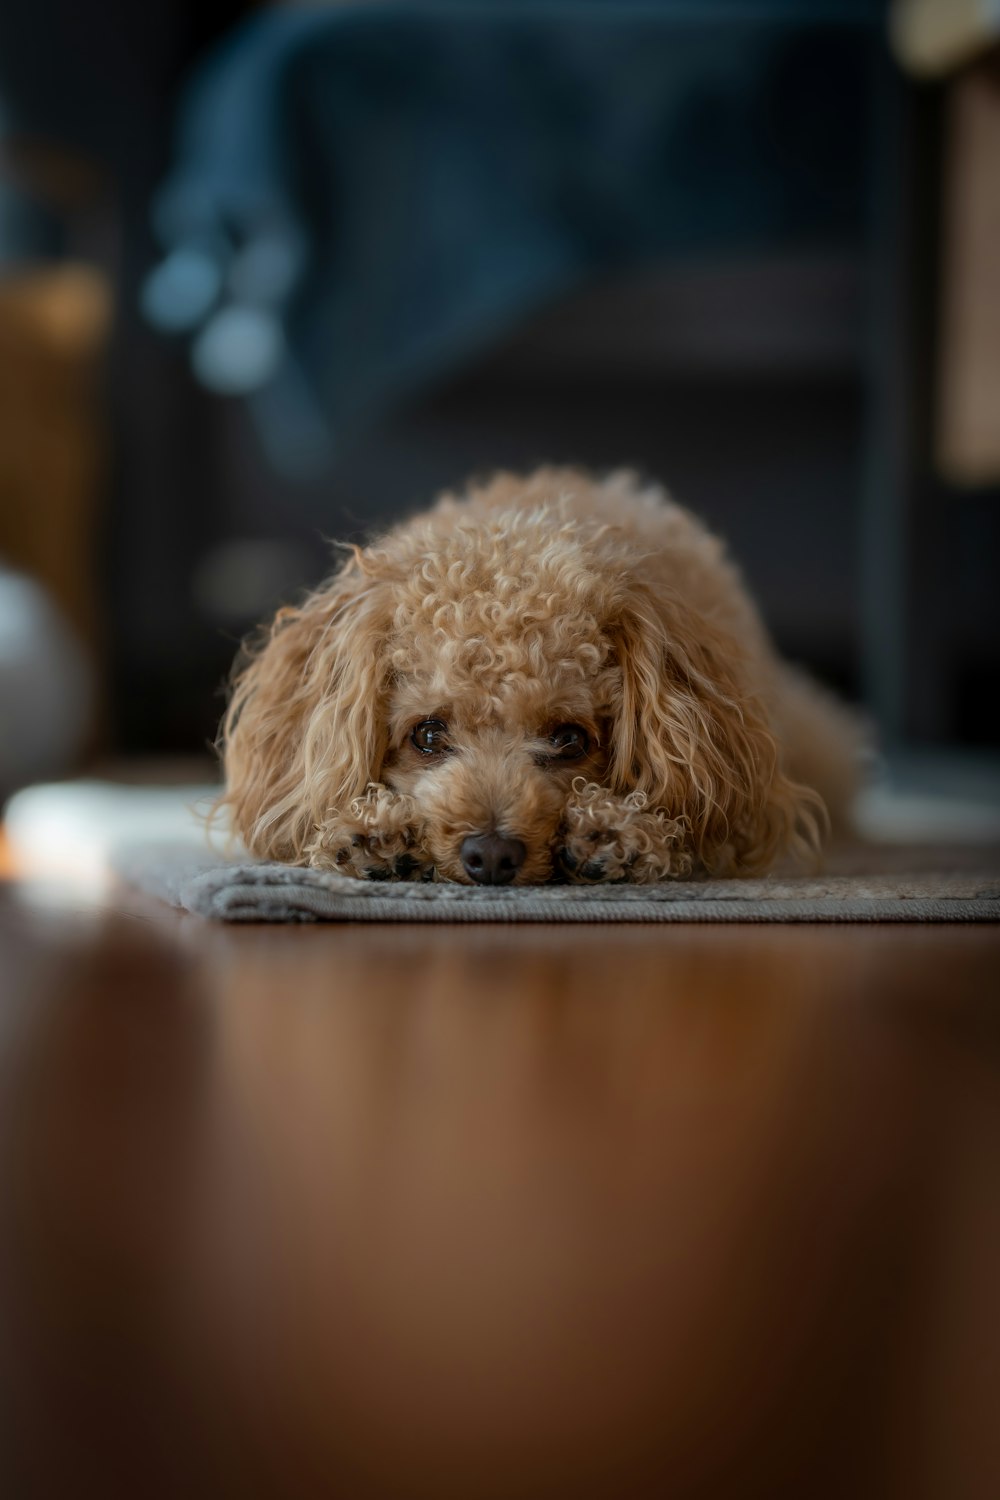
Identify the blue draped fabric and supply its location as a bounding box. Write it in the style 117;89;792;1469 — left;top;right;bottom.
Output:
144;1;882;469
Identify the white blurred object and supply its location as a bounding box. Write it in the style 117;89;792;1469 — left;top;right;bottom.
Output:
4;780;230;882
857;788;1000;843
0;567;92;798
856;753;1000;844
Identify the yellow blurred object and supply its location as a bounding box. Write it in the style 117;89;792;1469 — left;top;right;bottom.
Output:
936;59;1000;487
891;0;1000;76
0;264;111;657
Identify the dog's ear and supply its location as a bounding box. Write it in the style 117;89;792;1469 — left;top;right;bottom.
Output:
219;550;393;861
607;585;822;873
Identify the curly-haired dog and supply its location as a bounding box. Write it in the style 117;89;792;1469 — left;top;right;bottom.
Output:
219;469;861;885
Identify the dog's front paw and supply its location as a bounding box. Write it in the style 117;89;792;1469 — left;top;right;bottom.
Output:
305;786;432;882
559;781;694;884
333;831;429;883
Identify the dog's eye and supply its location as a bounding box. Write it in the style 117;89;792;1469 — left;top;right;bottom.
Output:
547;723;590;761
411;719;451;755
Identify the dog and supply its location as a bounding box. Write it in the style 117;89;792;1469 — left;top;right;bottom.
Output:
219;468;861;885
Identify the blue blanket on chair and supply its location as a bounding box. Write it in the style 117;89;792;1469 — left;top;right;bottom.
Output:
145;1;880;469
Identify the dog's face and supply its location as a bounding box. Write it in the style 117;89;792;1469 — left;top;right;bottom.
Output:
379;642;617;886
367;506;626;883
222;503;636;882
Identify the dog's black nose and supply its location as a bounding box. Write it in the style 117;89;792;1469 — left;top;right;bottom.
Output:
460;833;526;886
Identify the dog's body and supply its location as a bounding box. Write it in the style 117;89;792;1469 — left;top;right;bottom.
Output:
221;468;861;885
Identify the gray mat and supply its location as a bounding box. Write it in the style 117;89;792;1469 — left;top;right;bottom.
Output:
114;844;1000;923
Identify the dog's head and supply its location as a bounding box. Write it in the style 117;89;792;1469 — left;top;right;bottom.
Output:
221;494;817;883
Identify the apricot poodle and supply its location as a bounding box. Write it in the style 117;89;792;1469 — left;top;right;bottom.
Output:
219;468;861;885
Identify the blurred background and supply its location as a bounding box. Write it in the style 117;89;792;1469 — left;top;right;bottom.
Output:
1;0;998;813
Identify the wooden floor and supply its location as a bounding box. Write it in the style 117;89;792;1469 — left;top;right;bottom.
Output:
1;863;998;1499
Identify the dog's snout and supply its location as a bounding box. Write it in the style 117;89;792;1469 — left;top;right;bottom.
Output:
460;833;526;885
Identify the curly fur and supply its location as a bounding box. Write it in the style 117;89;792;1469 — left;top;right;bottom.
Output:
219;468;862;884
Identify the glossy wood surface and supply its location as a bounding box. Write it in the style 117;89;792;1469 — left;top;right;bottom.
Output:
1;867;998;1499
